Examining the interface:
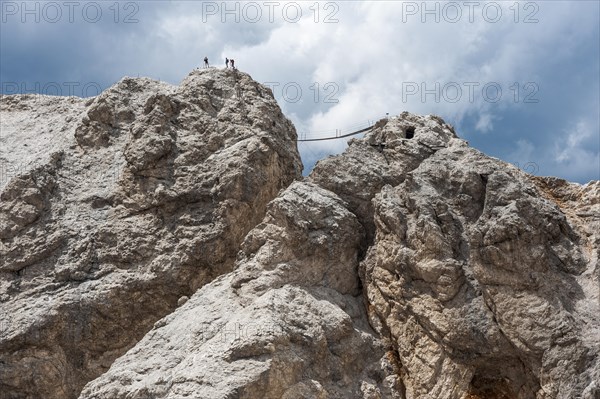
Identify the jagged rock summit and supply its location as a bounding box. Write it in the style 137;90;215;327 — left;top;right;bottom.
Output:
1;69;599;399
0;68;302;398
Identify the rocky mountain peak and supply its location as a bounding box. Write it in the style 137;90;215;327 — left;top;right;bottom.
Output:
1;70;598;399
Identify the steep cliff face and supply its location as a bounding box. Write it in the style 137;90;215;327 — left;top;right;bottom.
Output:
0;69;302;398
1;72;598;399
312;114;599;398
359;151;598;398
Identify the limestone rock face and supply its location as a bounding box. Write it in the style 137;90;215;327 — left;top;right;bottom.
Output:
311;115;599;398
310;113;459;242
0;69;302;398
360;158;598;398
79;181;402;399
2;76;598;399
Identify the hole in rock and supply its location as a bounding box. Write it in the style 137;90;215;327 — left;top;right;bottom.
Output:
467;374;517;399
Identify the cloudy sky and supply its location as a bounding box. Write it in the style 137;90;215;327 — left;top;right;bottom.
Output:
1;0;599;183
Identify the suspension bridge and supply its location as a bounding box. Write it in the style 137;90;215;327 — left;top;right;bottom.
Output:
297;116;387;142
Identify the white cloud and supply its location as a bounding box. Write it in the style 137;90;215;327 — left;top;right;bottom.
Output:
2;0;598;182
556;121;593;163
507;138;536;170
547;118;600;182
475;113;494;133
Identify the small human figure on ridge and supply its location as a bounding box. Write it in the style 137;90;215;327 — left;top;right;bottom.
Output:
230;59;235;69
204;57;209;68
225;58;229;68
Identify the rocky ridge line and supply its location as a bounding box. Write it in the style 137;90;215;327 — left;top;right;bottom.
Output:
1;71;598;399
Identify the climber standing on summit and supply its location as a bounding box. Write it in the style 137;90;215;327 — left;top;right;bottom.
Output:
225;58;229;68
204;57;209;68
230;59;235;70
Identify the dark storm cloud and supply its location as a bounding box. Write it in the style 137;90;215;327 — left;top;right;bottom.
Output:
1;1;598;182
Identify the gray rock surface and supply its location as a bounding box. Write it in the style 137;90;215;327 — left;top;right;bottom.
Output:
310;113;459;243
1;74;598;399
311;114;599;398
0;68;302;398
79;181;402;399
